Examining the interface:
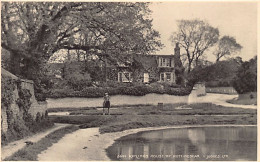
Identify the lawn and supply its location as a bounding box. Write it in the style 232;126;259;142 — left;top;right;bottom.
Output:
50;103;257;134
227;92;257;105
5;103;256;161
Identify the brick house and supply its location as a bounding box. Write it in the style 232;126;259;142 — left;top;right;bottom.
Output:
117;43;184;84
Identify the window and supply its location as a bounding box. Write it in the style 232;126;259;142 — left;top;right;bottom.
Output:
166;59;170;67
118;72;132;82
144;73;149;83
160;73;164;81
119;73;122;82
160;58;163;67
124;73;130;80
162;58;166;66
166;73;171;81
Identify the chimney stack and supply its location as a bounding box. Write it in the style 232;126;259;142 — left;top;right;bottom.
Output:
174;42;180;57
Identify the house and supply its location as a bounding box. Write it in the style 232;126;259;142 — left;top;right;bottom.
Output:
47;43;184;85
117;43;184;84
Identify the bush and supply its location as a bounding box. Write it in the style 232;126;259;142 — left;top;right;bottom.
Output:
206;80;231;87
47;82;192;98
66;72;92;91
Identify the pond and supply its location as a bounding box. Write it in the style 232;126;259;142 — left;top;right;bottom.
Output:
47;93;189;108
106;126;257;161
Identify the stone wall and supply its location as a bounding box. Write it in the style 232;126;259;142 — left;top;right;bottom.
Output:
193;82;206;97
1;68;47;133
206;87;237;94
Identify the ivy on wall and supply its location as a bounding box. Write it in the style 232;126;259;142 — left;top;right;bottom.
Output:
1;75;16;110
1;75;53;145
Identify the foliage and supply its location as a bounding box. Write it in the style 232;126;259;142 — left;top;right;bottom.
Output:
187;58;242;87
1;2;162;77
16;89;32;114
170;19;219;72
66;72;92;91
214;36;242;62
232;56;257;94
1;75;16;110
47;83;192;98
1;75;54;145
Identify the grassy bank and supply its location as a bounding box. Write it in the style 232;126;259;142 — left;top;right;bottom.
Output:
50;103;256;134
4;125;79;161
227;92;257;105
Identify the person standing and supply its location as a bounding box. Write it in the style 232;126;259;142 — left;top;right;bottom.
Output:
103;92;110;115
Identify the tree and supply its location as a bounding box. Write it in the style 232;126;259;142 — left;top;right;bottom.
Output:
214;36;242;62
232;56;257;94
2;2;162;98
170;19;219;73
1;2;162;77
187;57;243;87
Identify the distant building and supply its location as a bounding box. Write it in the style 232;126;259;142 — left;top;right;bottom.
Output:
117;43;184;84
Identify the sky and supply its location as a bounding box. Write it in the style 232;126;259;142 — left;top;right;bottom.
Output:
149;2;257;62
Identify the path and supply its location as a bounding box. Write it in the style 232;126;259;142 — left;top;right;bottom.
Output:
1;123;69;160
38;125;256;161
47;93;189;108
195;93;257;109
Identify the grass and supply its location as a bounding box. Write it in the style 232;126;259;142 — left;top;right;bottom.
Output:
5;102;256;160
227;93;257;105
227;98;257;105
48;104;153;112
52;103;256;116
49;103;257;134
4;125;79;161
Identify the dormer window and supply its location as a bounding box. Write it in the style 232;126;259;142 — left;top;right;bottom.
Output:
159;57;173;67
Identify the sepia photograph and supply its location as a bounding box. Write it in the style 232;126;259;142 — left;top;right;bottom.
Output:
1;1;257;161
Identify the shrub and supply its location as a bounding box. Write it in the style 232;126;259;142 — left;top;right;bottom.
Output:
48;82;192;98
66;72;92;91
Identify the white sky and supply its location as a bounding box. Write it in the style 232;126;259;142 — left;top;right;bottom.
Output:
149;2;257;62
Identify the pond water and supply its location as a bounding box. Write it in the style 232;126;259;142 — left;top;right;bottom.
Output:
106;126;257;161
47;93;189;108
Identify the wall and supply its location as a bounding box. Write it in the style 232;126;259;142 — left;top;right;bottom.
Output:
1;68;47;133
206;87;237;94
193;82;206;96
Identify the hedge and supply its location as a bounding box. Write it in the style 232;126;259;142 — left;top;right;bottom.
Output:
47;84;192;98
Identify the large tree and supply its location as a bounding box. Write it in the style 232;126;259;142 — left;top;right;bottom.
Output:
170;19;219;73
214;36;242;62
1;2;162;79
232;56;257;94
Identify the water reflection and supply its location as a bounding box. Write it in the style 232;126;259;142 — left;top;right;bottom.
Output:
106;126;256;161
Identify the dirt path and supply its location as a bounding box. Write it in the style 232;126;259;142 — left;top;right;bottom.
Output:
37;125;256;161
1;123;69;160
195;93;257;109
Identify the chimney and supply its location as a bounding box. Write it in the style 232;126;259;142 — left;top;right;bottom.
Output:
174;42;180;57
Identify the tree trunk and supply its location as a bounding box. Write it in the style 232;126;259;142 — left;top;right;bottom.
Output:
9;51;21;76
187;61;192;73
